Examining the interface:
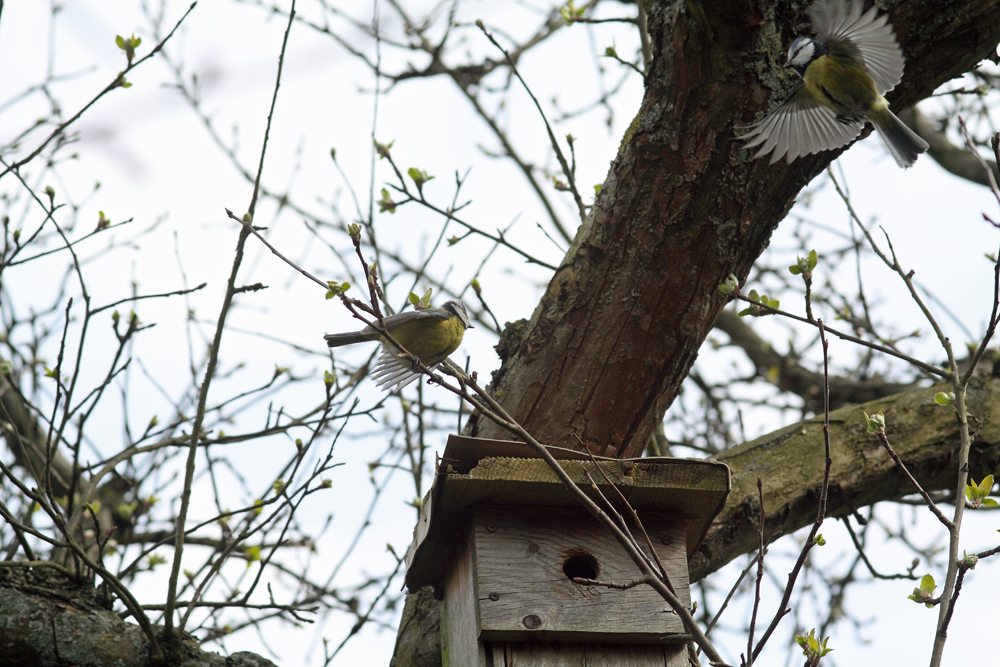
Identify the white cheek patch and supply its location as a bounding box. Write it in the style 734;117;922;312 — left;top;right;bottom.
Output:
791;41;815;66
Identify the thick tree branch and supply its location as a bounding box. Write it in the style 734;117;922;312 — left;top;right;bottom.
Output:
714;310;915;410
689;365;1000;581
900;106;1000;187
0;567;277;667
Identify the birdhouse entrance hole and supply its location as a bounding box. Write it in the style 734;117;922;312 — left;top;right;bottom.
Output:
404;435;732;662
562;551;599;581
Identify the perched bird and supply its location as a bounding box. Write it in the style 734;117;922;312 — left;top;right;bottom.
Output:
740;0;929;167
325;300;472;391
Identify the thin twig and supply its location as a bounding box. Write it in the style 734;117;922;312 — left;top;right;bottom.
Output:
751;320;834;661
476;20;588;223
164;0;296;635
746;478;765;667
0;3;198;181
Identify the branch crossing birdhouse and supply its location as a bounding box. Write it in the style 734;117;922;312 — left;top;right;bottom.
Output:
405;436;730;666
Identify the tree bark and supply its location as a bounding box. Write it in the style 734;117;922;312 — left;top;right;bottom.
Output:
0;566;278;667
467;0;1000;459
691;362;1000;580
397;1;1000;664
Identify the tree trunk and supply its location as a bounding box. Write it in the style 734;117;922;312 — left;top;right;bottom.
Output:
467;0;1000;459
397;1;1000;664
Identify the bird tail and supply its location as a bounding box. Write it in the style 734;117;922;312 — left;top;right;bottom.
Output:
873;110;929;168
324;332;377;348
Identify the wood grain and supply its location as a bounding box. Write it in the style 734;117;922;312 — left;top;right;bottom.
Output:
472;507;690;643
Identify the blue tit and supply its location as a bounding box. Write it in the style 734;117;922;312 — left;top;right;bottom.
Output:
740;0;929;167
325;299;472;391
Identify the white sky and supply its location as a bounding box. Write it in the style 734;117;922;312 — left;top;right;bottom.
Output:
1;1;998;665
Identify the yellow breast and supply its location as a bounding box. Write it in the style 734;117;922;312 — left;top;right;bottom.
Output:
391;316;467;366
803;55;880;118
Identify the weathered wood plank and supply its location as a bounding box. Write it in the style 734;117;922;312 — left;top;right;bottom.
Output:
496;641;688;666
441;530;486;667
473;507;690;643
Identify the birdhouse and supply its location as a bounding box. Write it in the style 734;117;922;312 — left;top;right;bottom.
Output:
405;435;730;666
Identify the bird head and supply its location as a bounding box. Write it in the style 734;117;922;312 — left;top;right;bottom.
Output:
785;37;824;76
442;300;473;330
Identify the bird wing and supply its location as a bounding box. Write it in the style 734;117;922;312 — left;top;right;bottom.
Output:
326;307;450;346
379;307;450;334
369;346;427;392
739;86;863;164
368;308;452;391
809;0;904;95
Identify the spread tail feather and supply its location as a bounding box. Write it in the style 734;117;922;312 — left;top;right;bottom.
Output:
874;110;929;168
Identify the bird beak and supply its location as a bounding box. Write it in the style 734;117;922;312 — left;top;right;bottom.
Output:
783;61;793;69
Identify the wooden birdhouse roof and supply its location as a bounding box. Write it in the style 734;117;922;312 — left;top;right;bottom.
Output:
405;435;730;590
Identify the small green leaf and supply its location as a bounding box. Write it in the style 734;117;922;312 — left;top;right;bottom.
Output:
373;138;394;160
115;34;141;63
790;250;818;277
795;629;833;662
407;167;434;192
246;545;261;566
117;502;137;519
559;1;585;23
965;475;995;509
718;273;739;295
377;188;396;213
908;573;937;607
933;391;954;406
863;410;885;433
325;281;349;299
738;288;778;317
